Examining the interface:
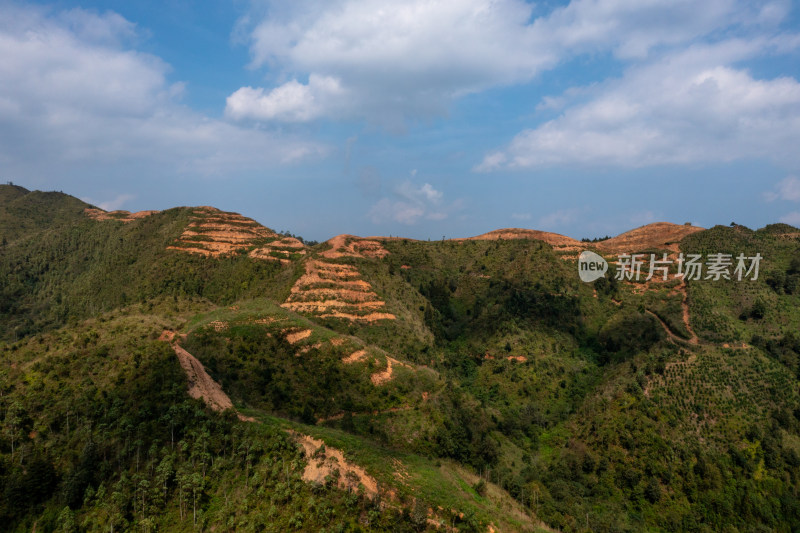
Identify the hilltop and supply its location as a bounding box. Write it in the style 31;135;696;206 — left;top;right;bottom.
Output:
2;184;800;532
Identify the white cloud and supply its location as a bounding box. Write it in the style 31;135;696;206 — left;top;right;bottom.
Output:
231;0;771;126
225;75;345;122
537;0;770;59
368;198;425;225
97;193;135;211
0;5;324;183
56;8;139;47
779;211;800;226
405;182;443;204
368;181;450;225
477;40;800;170
765;176;800;202
231;0;549;125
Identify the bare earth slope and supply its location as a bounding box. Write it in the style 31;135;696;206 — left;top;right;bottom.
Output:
85;207;159;222
167;206;306;263
282;234;396;322
594;222;705;253
460;223;704;254
463;228;584;251
172;342;234;412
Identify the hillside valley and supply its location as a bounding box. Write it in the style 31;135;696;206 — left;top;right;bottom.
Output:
2;185;800;532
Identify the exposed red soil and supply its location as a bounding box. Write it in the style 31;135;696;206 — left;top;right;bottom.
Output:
282;254;396;322
249;236;307;264
162;331;253;422
172;344;234;412
370;356;411;386
297;342;324;354
284;329;312;344
85;207;159;223
167;206;305;263
318;311;397;322
594;222;705;254
461;228;583;251
321;234;390;259
450;222;704;257
293;433;379;498
342;349;368;364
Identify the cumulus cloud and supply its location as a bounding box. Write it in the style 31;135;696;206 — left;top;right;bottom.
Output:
536;0;772;59
368;181;451;225
229;0;548;126
0;5;324;184
477;39;800;170
97;193;135;211
225;75;345;122
765;176;800;202
230;0;772;126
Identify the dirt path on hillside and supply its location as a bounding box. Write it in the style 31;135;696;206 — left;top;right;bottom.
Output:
675;280;699;344
645;310;689;345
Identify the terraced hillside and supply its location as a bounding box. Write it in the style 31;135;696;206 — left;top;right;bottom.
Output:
167;206;306;263
282;235;396;322
3;185;800;533
84;207;159;223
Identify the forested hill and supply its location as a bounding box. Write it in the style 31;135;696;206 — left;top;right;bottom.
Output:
0;185;89;243
2;184;800;532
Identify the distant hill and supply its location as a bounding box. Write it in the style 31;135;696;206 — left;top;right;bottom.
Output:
2;183;800;532
0;184;89;242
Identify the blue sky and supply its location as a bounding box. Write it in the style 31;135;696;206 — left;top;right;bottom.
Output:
2;0;800;242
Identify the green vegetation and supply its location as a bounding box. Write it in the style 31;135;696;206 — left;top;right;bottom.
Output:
2;184;800;532
0;200;291;340
0;308;441;532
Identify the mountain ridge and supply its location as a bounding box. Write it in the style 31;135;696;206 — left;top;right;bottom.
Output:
75;195;707;255
3;183;800;532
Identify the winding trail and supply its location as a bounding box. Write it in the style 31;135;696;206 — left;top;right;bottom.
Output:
645;310;691;345
676;280;699;344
